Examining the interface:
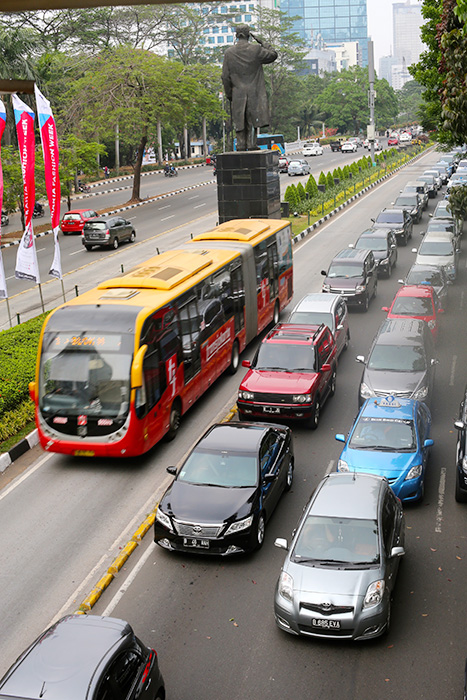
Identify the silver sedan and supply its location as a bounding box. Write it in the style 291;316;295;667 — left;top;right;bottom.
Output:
288;159;311;176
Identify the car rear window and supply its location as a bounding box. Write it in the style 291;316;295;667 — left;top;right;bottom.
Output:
63;214;82;221
85;222;107;231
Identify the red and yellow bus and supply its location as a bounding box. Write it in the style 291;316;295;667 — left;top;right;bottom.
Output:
29;219;293;457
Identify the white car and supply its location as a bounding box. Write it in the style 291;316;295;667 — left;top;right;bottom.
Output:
303;143;323;156
288;159;311;176
341;141;357;153
400;132;412;142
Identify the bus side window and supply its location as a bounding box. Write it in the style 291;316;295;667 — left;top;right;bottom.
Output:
178;297;202;382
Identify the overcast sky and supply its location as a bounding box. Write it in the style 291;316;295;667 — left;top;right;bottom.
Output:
367;0;424;66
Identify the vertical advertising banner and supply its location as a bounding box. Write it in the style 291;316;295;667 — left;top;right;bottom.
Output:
12;94;40;283
0;99;8;298
35;85;62;279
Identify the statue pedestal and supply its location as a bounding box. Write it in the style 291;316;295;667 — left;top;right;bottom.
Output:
216;150;281;224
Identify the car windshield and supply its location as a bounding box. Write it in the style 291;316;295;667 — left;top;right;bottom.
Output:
419;240;454;256
178;449;258;487
289;311;333;329
292;515;380;566
355;238;387;251
406;269;442;287
327;263;363;278
394;197;416;206
376;213;403;224
391;296;433;316
349;416;416;451
368;343;427;371
255;342;315;371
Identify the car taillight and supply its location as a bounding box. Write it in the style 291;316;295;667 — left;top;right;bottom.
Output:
141;650;155;684
105;229;110;237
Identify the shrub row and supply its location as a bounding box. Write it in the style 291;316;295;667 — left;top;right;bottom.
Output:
0;400;35;443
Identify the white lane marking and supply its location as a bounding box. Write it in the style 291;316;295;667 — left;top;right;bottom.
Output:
161;215;175;221
465;258;467;269
6;275;14;280
36;247;45;253
158;205;170;210
102;542;157;616
325;460;335;474
0;452;53;502
461;290;465;311
435;467;446;533
194;203;206;209
69;249;84;256
449;355;457;386
188;195;199;200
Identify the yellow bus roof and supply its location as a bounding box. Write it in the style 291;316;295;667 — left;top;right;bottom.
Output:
192;218;287;244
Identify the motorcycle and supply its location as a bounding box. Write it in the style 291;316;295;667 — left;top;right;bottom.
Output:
164;167;177;177
77;180;90;193
1;210;9;227
33;207;45;219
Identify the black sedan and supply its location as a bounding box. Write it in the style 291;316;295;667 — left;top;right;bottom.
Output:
154;422;294;555
454;385;467;503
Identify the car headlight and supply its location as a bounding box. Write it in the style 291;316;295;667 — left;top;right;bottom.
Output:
363;580;385;608
405;464;423;481
322;284;331;292
278;570;294;602
292;394;312;403
337;459;349;472
428;320;436;329
462;456;467;473
238;390;254;401
355;284;365;293
360;382;372;399
155;507;174;533
412;386;428;400
224;514;254;536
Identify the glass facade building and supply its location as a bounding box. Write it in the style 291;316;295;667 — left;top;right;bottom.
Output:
280;0;369;66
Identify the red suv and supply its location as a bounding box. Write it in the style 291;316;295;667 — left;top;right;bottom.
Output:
237;323;337;429
60;208;98;235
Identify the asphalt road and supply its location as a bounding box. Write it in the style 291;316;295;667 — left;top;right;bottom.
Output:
2;146;465;700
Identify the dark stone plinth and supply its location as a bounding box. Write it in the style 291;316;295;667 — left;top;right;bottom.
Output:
216;150;281;223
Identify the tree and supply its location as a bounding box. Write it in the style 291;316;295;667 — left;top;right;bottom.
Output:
396;80;425;124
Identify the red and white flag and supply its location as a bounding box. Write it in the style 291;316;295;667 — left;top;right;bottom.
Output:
0;98;8;298
35;85;62;279
12;94;40;283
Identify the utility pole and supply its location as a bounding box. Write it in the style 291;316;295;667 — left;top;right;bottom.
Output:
367;40;376;166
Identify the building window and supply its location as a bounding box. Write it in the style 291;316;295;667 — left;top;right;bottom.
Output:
244;13;251;21
208;36;215;44
213;25;219;33
217;36;224;43
222;25;229;32
227;35;234;42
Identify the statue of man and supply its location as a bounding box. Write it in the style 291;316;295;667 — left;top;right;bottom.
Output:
222;24;278;151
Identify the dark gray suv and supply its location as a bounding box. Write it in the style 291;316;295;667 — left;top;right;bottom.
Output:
83;215;136;250
357;318;437;407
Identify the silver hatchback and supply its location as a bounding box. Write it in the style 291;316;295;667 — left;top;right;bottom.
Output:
287;292;350;356
274;472;405;641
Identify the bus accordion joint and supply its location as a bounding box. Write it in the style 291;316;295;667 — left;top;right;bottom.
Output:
131;344;148;389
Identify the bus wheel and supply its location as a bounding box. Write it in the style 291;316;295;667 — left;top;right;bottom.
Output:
273;301;280;325
227;340;240;375
165;400;181;441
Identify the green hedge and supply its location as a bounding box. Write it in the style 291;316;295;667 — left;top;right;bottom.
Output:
0;313;48;418
0;400;36;443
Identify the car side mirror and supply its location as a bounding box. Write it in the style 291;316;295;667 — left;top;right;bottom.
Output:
391;546;405;558
454;420;465;430
167;466;177;475
321;270;327;276
420;231;425;236
381;306;389;312
370;218;375;223
356;355;365;364
398;279;404;284
242;359;251;368
335;433;345;443
438;308;444;314
321;363;331;372
274;537;288;550
412;248;417;253
263;473;276;483
348;243;354;248
337;323;343;330
424;439;434;448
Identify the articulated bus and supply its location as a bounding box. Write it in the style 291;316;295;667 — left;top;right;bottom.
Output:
233;133;286;155
29;219;293;458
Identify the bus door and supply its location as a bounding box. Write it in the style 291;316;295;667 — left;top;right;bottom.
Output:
178;295;203;403
267;241;279;301
230;264;245;338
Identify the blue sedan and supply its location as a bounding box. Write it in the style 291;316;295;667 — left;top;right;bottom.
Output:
335;396;433;502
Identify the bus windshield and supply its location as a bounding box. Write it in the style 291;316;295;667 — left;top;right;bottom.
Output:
39;330;134;420
256;134;285;154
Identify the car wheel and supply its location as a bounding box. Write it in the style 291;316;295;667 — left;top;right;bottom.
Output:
329;370;336;397
309;397;320;430
112;237;119;249
255;513;265;550
362;293;369;312
130;230;136;242
285;458;294;492
343;329;350;351
227;340;240;375
372;281;377;299
164;400;181;442
272;300;280;326
84;245;93;251
455;478;467;503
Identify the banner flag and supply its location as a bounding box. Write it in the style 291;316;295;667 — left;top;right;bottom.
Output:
0;99;8;298
12;94;40;283
35;85;62;279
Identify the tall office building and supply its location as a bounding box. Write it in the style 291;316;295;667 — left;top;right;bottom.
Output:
279;0;369;66
393;0;424;68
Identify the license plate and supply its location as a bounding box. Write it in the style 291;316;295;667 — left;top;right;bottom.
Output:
264;406;281;414
73;449;95;457
183;538;210;549
311;618;341;630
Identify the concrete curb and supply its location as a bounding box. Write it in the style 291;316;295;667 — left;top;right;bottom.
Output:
0;428;38;474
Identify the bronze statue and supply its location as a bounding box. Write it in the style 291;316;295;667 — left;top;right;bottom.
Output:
222;24;278;151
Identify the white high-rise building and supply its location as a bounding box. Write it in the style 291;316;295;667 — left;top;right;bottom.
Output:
393;0;424;68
